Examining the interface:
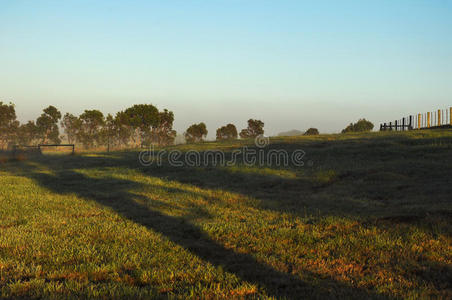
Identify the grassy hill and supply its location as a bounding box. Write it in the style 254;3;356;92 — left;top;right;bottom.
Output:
1;130;451;299
277;129;304;136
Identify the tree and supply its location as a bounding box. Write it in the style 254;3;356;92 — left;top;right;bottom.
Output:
61;113;81;144
102;114;118;151
304;128;319;135
216;123;238;141
184;122;208;143
123;104;160;147
36;105;62;144
17;121;39;145
239;119;264;139
0;101;19;149
78;110;105;148
114;111;134;148
341;119;374;133
153;109;176;146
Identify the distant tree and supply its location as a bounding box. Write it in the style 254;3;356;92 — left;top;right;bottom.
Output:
216;123;238;141
115;111;134;148
0;101;19;149
17;121;39;145
153;109;176;146
78;110;105;148
185;122;208;143
239;129;248;139
102;113;118;150
341;119;374;133
342;123;354;133
304;128;319;135
239;119;264;139
61;113;81;144
123;104;160;147
353;119;374;132
36;105;62;144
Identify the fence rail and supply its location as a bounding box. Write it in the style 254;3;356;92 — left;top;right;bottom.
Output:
38;144;75;155
380;107;452;131
12;144;75;156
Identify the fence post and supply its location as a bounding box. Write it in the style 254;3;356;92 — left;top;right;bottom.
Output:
447;109;449;126
450;107;452;125
427;112;430;128
418;114;421;129
438;109;441;126
409;116;413;130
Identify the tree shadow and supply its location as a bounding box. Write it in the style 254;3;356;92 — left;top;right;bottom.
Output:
141;134;452;219
12;133;452;221
6;157;393;299
5;131;451;297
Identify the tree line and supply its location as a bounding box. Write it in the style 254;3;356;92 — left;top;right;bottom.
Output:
1;101;374;150
0;101;267;150
0;102;179;150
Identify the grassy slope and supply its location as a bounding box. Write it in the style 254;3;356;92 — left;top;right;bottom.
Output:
0;130;451;299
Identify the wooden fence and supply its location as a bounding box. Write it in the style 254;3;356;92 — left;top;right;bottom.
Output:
380;107;452;131
12;144;75;157
38;144;75;155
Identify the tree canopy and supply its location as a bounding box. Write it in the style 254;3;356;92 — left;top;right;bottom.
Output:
17;121;39;146
216;124;238;141
78;110;105;148
304;128;319;135
61;113;81;144
153;109;176;146
342;119;374;133
239;119;264;139
36;106;62;144
0;102;19;149
185;123;208;143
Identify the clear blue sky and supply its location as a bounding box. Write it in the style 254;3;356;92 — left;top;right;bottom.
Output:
1;0;451;137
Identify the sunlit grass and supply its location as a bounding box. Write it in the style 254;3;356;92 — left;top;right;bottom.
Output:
1;130;451;298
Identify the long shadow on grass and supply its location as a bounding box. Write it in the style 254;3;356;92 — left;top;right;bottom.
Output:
141;134;452;219
23;133;452;219
136;135;452;294
7;132;452;296
8;157;392;299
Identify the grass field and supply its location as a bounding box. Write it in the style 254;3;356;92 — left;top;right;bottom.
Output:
1;130;451;299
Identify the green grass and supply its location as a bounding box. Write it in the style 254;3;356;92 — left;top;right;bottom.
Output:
1;130;451;299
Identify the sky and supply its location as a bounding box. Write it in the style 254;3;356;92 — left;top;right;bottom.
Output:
1;0;451;137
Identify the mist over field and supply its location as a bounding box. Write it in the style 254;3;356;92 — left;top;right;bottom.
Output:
1;1;451;299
